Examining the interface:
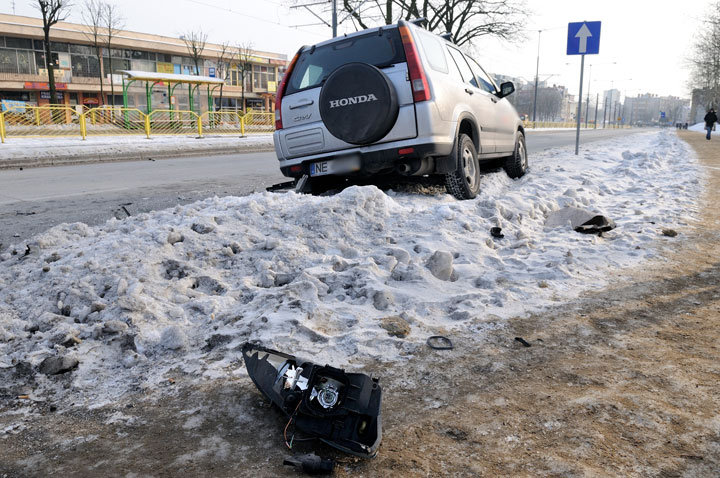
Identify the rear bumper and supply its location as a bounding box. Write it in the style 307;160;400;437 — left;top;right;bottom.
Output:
278;141;454;178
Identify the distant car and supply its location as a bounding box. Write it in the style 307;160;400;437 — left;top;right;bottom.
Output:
273;19;527;199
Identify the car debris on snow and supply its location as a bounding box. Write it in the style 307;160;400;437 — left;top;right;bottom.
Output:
242;343;382;458
283;453;335;475
545;206;616;235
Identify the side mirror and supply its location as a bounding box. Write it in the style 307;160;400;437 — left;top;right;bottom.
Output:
498;81;515;98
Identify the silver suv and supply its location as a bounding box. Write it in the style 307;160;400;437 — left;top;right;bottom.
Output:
273;19;527;200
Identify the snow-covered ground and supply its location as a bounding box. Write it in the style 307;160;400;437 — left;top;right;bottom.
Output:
0;130;703;411
689;122;713;133
0;134;274;167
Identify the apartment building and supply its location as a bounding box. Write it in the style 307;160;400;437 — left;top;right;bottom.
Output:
0;13;287;112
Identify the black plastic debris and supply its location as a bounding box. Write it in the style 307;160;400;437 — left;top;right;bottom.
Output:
266;181;296;192
242;343;382;458
426;335;453;350
514;337;531;347
574;215;616;234
283;453;335;475
490;227;504;239
545;206;616;235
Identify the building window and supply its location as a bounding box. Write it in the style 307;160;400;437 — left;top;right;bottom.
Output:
252;64;275;90
69;44;92;55
50;41;69;52
0;48;17;74
5;37;34;50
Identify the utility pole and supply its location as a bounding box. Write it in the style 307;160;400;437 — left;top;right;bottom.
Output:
613;101;618;126
331;0;337;37
603;95;608;128
594;93;599;129
585;64;592;128
532;30;541;123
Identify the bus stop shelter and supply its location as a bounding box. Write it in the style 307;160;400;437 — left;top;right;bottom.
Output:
119;70;226;113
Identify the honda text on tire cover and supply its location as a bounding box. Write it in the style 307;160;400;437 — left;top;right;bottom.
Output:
273;18;526;200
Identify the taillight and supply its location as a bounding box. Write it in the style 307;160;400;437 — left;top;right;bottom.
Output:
399;25;430;102
275;47;304;130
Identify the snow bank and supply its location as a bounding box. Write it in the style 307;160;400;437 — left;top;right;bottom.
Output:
0;131;702;408
0;134;274;167
689;122;710;132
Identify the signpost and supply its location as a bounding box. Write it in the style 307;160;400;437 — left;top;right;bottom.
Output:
567;21;601;155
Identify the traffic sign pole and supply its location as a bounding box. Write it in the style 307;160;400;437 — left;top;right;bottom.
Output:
567;20;600;155
575;54;584;155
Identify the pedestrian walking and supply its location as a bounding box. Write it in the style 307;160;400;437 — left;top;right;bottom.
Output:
704;108;718;140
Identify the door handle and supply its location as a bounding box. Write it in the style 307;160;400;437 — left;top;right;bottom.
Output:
289;100;314;109
464;88;474;95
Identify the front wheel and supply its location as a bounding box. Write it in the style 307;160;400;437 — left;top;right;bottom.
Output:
503;132;528;179
444;133;481;200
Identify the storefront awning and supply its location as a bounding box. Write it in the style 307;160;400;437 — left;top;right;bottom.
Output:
120;70;225;85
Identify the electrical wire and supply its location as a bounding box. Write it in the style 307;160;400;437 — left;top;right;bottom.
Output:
181;0;327;38
284;400;303;449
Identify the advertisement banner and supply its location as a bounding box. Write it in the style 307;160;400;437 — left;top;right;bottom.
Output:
157;62;174;74
1;99;25;113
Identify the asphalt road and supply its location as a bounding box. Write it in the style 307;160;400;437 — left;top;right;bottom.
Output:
0;128;643;251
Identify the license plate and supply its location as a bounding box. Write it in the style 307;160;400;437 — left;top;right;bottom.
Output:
309;156;360;177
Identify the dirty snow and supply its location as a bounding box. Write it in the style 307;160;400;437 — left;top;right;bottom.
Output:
0;130;703;409
0;134;274;166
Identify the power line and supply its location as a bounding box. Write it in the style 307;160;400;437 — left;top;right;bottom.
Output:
182;0;327;38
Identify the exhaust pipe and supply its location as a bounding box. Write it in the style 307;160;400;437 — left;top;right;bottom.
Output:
397;163;412;174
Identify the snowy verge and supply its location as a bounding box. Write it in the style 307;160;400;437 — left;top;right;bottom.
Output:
0;130;703;410
0;134;274;169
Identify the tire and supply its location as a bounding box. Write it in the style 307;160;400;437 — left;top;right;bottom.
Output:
444;134;481;200
503;132;528;179
319;63;399;145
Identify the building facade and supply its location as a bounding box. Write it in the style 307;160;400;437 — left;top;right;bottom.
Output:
0;13;287;112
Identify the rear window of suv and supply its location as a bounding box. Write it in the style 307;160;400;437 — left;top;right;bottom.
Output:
286;28;405;95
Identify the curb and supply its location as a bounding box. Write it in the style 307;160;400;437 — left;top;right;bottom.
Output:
0;144;275;170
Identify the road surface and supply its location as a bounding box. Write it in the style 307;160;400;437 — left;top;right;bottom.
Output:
0;128;642;251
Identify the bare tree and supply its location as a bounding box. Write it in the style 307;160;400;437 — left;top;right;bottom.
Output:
688;1;720;109
182;29;208;75
236;42;254;113
81;0;105;105
294;0;526;47
103;2;124;107
34;0;72;105
215;41;236;111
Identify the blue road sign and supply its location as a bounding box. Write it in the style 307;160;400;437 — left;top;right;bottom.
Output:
567;21;601;55
660;111;666;118
208;67;216;77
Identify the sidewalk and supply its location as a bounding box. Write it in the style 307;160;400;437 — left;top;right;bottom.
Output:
0;134;274;169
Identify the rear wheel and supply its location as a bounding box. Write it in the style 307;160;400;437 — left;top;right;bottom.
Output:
503;132;528;179
444;134;481;200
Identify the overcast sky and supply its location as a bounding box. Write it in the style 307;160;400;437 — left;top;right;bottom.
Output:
3;0;712;99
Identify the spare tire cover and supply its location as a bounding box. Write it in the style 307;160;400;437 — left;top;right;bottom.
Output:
319;62;399;145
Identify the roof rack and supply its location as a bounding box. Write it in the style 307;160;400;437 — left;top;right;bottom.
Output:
409;17;428;28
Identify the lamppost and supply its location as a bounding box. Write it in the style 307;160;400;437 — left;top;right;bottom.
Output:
532;30;542;123
585;61;616;128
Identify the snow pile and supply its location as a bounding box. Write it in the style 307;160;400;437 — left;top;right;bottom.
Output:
689;122;709;132
0;131;702;407
0;134;274;166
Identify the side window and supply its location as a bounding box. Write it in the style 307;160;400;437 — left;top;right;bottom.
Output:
417;32;448;73
467;56;497;94
446;46;478;88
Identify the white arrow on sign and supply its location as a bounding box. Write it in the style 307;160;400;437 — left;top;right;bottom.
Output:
575;23;592;54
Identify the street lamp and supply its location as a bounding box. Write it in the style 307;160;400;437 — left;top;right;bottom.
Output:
585;61;616;128
532;30;542;123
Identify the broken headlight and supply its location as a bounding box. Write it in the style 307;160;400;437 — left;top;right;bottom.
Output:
242;343;382;458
